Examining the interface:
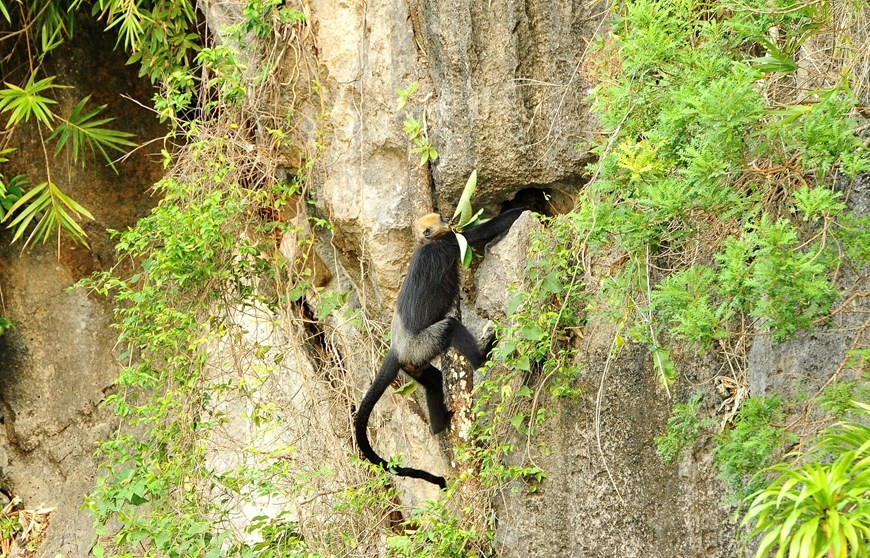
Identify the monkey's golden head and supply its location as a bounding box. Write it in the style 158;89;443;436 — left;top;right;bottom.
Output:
413;213;451;242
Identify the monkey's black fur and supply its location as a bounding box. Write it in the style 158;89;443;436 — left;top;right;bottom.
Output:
354;208;524;488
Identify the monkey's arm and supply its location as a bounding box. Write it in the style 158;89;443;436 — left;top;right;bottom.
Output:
460;208;525;245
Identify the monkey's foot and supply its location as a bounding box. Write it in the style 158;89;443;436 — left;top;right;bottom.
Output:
430;410;453;435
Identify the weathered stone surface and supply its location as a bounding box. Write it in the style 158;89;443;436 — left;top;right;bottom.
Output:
308;0;431;316
307;0;600;313
412;0;601;205
493;331;739;558
473;210;543;322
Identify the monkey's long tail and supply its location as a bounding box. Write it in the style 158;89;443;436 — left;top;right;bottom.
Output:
354;350;447;489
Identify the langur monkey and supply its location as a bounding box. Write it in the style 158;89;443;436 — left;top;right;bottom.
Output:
354;208;525;488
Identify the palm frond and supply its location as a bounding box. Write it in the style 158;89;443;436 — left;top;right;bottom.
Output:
0;75;65;129
49;96;136;170
2;181;94;248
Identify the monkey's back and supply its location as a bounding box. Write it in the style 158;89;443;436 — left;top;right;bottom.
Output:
394;235;460;334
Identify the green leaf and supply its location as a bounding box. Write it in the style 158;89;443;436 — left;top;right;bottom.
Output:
754;527;781;558
452;169;477;226
510;412;526;431
521;323;544;341
394;381;417;396
0;75;64;129
456;232;473;268
515;354;531;371
541;272;562;294
2;181;93;248
507;293;524;317
749;53;797;74
395;82;418;110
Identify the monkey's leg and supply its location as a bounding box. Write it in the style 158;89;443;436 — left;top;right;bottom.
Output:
407;364;451;434
448;320;487;369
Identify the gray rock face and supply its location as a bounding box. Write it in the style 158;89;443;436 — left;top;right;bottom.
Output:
413;0;600;205
309;0;429;316
309;0;598;315
492;337;738;558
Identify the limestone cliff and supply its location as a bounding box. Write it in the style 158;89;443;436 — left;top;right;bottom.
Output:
0;2;866;557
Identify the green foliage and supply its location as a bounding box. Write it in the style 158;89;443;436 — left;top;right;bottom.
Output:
466;214;586;488
652;265;730;348
395;82;418;110
586;0;868;358
82;164;319;555
403;116;438;166
0;514;20;541
83;170;273;557
817;375;870;419
740;403;870;558
241;0;304;38
0;0;203;249
655;394;716;464
385;495;493;558
396;83;438;166
0;172;26;222
92;0;200;84
0;75;62;128
196;45;247;107
0;316;11;336
227;511;313;558
713;397;793;500
0;0;80;55
77;2;332;555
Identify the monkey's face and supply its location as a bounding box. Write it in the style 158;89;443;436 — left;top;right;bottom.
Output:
414;213;451;243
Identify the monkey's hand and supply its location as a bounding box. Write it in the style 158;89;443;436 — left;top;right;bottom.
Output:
479;320;498;359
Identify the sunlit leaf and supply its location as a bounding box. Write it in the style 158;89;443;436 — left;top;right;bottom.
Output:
452;169;477;226
510;412;525;431
394;381;417;396
456;232;472;268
